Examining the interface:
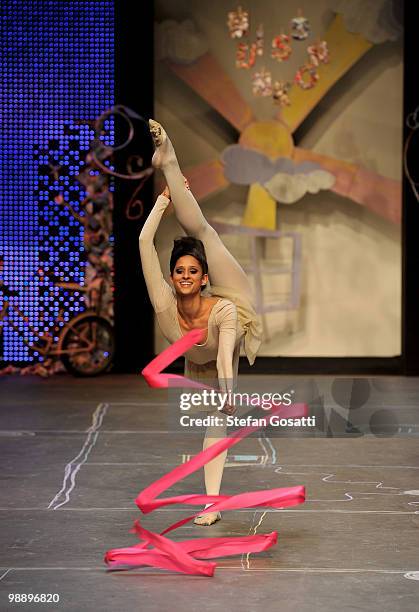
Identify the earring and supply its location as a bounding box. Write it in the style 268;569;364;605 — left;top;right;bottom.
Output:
290;9;310;41
227;6;249;39
295;63;319;90
271;33;292;62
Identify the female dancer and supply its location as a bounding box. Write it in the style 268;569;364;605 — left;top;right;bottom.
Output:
139;120;262;525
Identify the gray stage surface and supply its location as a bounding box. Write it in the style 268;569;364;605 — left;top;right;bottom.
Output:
0;374;418;612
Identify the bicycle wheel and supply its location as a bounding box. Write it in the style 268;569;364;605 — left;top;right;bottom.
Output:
61;314;114;377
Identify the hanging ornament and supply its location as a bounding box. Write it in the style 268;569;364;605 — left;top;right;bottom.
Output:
236;41;257;69
271;33;292;62
272;80;291;106
255;23;264;57
290;9;310;41
227;6;249;39
307;40;330;66
294;63;319;90
252;67;272;97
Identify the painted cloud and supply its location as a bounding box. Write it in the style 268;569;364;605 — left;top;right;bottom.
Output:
329;0;402;44
155;19;208;64
221;145;335;205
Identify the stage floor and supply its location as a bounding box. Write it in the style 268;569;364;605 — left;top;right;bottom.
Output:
0;374;418;612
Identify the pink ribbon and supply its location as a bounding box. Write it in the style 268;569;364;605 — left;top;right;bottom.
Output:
104;329;307;576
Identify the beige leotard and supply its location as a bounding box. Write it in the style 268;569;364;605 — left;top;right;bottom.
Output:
139;195;262;397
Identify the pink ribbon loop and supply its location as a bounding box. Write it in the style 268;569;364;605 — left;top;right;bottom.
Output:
104;329;307;576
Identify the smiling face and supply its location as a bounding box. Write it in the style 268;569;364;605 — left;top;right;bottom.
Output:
170;255;208;297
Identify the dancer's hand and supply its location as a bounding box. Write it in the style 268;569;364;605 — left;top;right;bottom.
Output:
161;185;171;200
161;178;187;199
220;402;237;416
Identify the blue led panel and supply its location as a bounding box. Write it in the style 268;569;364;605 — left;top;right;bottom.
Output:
0;1;114;362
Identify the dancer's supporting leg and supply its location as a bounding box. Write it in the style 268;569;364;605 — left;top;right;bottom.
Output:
194;420;227;526
149;120;254;307
184;363;230;526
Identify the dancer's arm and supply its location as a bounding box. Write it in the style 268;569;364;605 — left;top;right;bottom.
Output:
139;195;174;312
214;301;238;396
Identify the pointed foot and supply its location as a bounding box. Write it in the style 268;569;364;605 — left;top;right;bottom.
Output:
148;119;166;147
148;119;177;169
193;511;221;526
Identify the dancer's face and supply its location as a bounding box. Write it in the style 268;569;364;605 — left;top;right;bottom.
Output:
171;255;208;296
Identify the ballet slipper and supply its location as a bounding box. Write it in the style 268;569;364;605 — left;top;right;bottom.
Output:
148;118;164;147
148;119;177;169
193;511;221;526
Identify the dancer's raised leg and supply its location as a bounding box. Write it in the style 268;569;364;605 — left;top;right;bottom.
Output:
149;119;254;305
